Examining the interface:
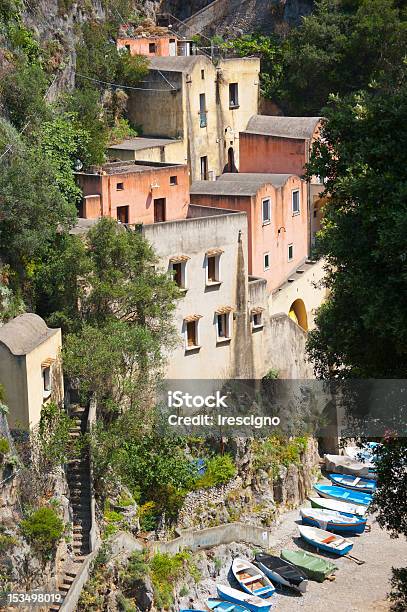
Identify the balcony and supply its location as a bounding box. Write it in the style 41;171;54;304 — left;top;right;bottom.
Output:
199;111;207;128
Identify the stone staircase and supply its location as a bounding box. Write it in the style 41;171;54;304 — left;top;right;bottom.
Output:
49;405;92;611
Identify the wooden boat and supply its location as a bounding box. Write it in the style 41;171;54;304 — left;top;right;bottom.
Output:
207;598;250;612
298;525;353;556
231;558;275;598
254;553;308;593
314;483;372;506
300;507;367;535
281;549;338;583
308;496;367;517
324;454;376;479
327;473;376;493
216;585;273;612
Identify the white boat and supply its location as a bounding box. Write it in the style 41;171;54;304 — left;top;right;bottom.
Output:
232;558;275;598
300;507;367;534
298;525;353;556
324;454;376;479
308;496;368;517
216;585;272;612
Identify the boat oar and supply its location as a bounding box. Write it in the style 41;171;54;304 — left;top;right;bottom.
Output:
344;553;365;565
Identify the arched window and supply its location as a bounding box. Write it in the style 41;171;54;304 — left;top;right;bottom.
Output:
288;299;308;331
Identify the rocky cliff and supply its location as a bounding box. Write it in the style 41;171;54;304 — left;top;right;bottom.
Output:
162;0;315;36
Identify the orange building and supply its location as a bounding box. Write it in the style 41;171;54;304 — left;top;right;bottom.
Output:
117;34;179;57
76;161;189;225
189;173;309;292
239;116;322;176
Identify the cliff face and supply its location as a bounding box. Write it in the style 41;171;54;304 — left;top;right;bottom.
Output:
161;0;315;35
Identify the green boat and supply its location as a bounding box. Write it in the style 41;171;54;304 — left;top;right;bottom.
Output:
281;549;338;583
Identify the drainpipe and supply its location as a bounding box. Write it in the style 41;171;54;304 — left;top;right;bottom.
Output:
306;139;312;258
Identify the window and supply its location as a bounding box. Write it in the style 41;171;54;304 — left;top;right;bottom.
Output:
199;93;207;127
170;175;178;186
292;189;300;214
262;198;271;224
117;205;129;224
184;317;201;350
201;69;205;79
288;243;294;261
42;366;51;399
149;42;157;53
206;254;221;284
154;198;166;222
229;83;239;108
216;312;231;341
264;253;270;270
171;261;187;289
252;310;264;329
116;182;124;191
200;156;208;180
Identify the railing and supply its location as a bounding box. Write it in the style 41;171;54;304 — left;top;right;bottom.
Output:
199;111;208;128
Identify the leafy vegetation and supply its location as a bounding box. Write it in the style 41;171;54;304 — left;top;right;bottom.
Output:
20;507;65;559
195;454;236;488
149;551;199;609
253;435;309;477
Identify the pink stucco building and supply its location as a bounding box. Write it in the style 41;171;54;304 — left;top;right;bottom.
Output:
76;160;189;225
189;173;308;292
239;115;322;176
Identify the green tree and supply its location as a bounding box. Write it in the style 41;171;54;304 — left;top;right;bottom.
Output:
55;218;180;412
258;0;407;114
0;59;50;129
306;57;407;608
34;112;90;206
223;33;284;100
0;119;77;283
306;82;407;378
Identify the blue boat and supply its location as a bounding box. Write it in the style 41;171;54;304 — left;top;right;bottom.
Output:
300;507;367;535
314;483;372;506
216;585;272;612
207;598;250;612
180;609;206;612
327;473;376;494
298;525;353;556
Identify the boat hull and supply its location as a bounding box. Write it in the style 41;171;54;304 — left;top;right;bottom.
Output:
216;586;272;612
300;509;367;535
327;473;376;493
207;598;250;612
314;484;372;506
299;526;353;557
308;496;367;517
255;560;308;593
232;558;275;598
281;549;338;583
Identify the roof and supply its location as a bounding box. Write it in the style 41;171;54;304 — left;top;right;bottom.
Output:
109;137;181;152
149;55;205;73
244;115;321;139
83;160;184;176
0;313;59;356
190;174;295;197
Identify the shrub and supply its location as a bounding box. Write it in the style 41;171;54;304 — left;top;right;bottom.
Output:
120;550;148;594
20;507;64;558
138;501;157;532
0;532;17;553
253;435;309;476
0;437;10;456
195;455;236;489
149;551;195;609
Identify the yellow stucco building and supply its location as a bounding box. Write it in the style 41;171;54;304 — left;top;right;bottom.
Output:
125;54;260;181
0;313;64;430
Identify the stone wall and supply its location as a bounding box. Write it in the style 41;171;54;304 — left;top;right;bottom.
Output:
175;436;320;531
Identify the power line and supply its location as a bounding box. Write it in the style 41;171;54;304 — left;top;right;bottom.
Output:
75;72;175;92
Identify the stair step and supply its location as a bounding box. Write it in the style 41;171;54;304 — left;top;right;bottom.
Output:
59;585;70;593
73;555;88;562
66;570;78;578
63;576;75;584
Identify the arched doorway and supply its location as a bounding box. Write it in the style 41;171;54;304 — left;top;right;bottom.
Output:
288;299;308;331
226;147;237;173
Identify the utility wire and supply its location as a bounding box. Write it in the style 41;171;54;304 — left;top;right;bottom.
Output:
75;72;175;92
